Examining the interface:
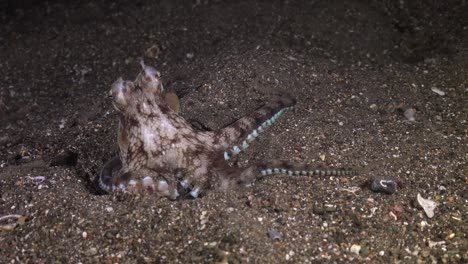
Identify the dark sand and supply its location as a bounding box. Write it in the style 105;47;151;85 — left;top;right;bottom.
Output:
0;0;466;263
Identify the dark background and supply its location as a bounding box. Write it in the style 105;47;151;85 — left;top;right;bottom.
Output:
0;0;466;263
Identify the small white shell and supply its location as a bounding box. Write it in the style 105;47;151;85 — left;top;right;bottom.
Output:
431;87;445;96
416;193;437;218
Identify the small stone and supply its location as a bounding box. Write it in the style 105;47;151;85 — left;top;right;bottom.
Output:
424;58;436;64
0;135;9;146
186;53;194;59
275;217;285;225
404;108;416;122
369;176;397;194
105;207;114;212
285;250;294;260
59;118;66;129
105;230;115;239
428;240;445;248
324;204;337;212
312;207;326;215
360;247;370;257
82;231;87;239
416;193;437;218
438;185;447;193
369;104;378;111
17;216;26;226
421;249;430;257
85;247;98;256
460;189;468;200
350;244;361;255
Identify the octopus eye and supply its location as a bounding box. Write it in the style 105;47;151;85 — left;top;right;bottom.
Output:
144;66;159;80
136;60;163;95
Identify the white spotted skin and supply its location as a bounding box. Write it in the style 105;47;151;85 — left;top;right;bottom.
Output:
98;63;300;199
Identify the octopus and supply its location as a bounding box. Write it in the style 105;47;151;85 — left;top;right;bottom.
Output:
96;62;355;199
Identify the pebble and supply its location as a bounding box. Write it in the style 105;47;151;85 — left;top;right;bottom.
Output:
404;108;416;122
0;135;9;146
312;207;326;215
85;247;98;256
369;104;378;111
360;247;370;257
324;204;337;212
105;206;114;212
275;217;285;225
105;230;115;239
350;244;361;255
369;176;397;194
82;231;87;239
438;185;447;193
422;249;431;257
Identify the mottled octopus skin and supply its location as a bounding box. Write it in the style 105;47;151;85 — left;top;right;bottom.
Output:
97;64;355;199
